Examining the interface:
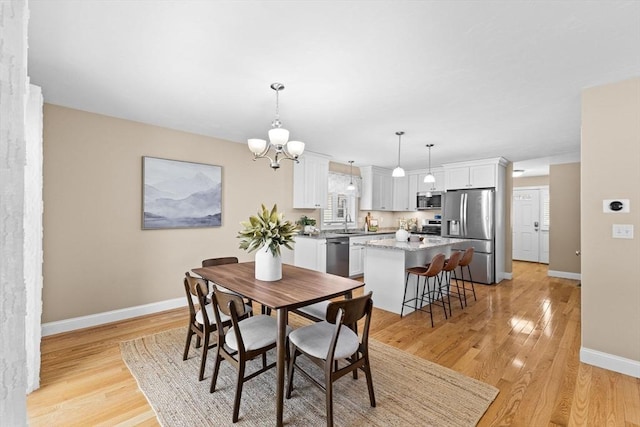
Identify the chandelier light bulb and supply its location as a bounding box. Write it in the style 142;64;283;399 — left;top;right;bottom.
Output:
424;144;436;184
393;131;405;178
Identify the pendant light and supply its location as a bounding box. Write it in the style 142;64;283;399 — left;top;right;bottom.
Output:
423;144;436;183
247;82;305;170
346;160;356;192
392;131;405;178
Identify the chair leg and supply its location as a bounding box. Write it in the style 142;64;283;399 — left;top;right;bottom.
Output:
452;270;464;309
362;353;376;407
210;344;222;393
458;266;468;307
199;332;210;381
425;276;434;327
232;360;246;423
400;272;410;317
183;327;194;360
467;265;477;301
436;274;448;319
286;347;298;399
325;366;334;427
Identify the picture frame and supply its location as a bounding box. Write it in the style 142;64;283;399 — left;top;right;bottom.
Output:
142;156;222;229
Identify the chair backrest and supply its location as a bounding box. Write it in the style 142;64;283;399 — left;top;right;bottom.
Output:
325;292;374;360
213;287;250;319
326;292;373;327
202;257;239;267
458;247;474;267
184;272;208;317
425;253;446;277
443;250;462;272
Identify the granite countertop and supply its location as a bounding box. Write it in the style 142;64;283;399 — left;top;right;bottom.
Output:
354;237;469;251
295;229;396;239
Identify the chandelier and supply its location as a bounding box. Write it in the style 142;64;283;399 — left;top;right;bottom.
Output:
247;83;305;170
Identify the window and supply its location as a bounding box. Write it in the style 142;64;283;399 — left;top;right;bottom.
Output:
541;188;550;230
322;193;357;229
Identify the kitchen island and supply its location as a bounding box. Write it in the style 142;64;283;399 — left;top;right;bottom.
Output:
354;237;469;315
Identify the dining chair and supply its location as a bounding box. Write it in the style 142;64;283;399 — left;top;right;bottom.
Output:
440;250;464;315
402;253;446;327
208;287;292;423
182;272;237;381
202;257;269;315
456;247;477;306
286;292;376;427
293;300;330;322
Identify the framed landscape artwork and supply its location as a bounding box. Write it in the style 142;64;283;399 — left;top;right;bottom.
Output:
142;156;222;229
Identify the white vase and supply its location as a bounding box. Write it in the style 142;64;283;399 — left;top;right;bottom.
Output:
255;246;282;281
396;228;409;242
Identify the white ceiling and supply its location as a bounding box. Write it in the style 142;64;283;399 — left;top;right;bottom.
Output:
28;1;640;176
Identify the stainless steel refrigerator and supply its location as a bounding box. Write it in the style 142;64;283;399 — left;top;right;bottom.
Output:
442;189;495;284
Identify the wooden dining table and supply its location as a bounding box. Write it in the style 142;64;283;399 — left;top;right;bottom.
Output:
192;261;365;426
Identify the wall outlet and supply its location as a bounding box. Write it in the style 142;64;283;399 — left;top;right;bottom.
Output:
612;224;634;239
603;199;630;213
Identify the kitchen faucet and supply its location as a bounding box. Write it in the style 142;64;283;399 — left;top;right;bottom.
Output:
341;199;351;232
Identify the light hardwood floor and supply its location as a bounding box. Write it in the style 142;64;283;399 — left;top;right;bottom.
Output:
27;262;640;426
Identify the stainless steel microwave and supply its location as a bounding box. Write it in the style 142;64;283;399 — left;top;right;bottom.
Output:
417;192;442;210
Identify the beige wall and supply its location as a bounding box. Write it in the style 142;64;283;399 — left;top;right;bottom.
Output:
513;175;549;187
43;104;301;322
581;77;640;362
548;163;581;273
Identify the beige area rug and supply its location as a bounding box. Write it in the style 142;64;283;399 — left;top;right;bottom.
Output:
120;328;498;426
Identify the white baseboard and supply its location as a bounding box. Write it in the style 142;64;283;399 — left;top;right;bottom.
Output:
42;297;187;337
499;272;513;281
580;347;640;378
548;270;581;280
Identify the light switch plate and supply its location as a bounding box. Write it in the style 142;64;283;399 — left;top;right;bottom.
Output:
603;199;630;213
612;224;634;239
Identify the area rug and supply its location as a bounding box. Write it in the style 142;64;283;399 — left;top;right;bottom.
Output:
120;328;498;426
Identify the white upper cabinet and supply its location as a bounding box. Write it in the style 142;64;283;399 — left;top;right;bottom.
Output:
443;158;508;190
417;168;445;193
360;166;393;211
293;152;331;209
392;175;411;211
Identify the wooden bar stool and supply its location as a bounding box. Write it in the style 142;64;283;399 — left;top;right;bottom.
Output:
402;253;446;327
440;250;463;316
457;247;476;306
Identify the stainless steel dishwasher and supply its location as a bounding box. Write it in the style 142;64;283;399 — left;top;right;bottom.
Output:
325;236;350;277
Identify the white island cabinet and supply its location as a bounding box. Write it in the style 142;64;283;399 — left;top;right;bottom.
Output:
349;233;395;277
357;237;469;315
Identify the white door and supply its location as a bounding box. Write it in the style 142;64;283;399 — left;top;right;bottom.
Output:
513;189;540;262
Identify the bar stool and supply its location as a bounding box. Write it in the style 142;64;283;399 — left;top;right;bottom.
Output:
402;253;446;327
457;247;476;306
440;250;463;316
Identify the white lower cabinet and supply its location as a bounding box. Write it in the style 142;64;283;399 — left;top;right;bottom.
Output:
293;237;326;273
349;245;364;276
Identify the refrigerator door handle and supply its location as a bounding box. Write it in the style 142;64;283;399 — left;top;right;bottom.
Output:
459;193;465;236
462;193;468;236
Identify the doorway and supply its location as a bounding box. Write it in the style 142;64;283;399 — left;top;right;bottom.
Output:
512;187;549;263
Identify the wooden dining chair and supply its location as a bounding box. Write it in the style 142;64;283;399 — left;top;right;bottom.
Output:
286;292;376;427
202;257;268;315
208;287;292;423
182;272;234;381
